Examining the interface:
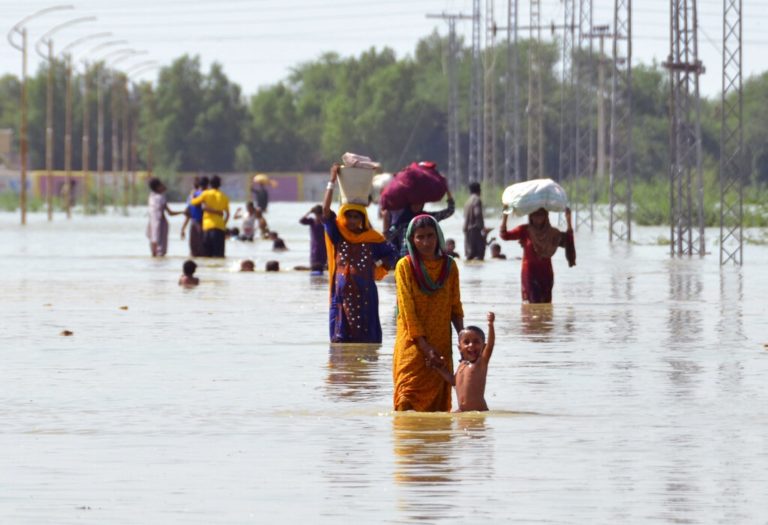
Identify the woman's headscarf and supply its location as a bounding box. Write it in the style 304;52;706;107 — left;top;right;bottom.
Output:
527;212;563;259
404;214;453;294
325;203;388;288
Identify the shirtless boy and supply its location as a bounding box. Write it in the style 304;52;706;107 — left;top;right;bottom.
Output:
436;312;496;412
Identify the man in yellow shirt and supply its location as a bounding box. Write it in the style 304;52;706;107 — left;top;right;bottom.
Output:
190;174;230;257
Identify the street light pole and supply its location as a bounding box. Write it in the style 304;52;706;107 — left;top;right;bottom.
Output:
36;15;97;221
90;44;131;211
7;5;74;225
61;32;112;215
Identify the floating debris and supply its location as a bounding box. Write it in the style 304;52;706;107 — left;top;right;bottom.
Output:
60;330;74;336
118;306;128;310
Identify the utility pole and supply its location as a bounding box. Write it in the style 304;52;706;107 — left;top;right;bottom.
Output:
111;73;121;211
8;6;75;226
503;0;521;185
593;25;610;189
122;75;129;213
64;54;73;218
527;0;544;181
468;0;483;184
573;0;594;231
36;16;97;221
82;64;91;214
425;12;472;189
719;0;743;265
664;0;705;257
609;1;634;243
97;65;105;212
558;0;576;185
483;0;497;186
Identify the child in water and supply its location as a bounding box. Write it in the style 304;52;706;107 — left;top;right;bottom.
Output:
436;312;496;412
444;238;460;258
269;231;287;251
179;260;199;287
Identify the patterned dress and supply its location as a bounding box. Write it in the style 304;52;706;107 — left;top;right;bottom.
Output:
324;215;398;343
393;257;463;412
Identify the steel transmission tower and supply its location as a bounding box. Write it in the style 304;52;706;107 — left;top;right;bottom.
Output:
665;0;705;256
609;0;633;242
573;0;594;230
527;0;544;180
558;0;576;185
483;0;498;186
503;0;521;185
719;0;743;265
426;12;472;189
468;0;483;184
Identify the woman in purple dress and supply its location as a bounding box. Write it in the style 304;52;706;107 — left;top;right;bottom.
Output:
322;164;398;343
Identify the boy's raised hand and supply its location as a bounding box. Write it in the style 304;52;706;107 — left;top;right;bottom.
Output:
483;311;496;362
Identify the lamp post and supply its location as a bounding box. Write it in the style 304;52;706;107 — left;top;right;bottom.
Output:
36;15;97;221
61;32;111;216
111;52;148;212
7;5;74;225
90;43;131;211
107;51;145;212
123;61;158;206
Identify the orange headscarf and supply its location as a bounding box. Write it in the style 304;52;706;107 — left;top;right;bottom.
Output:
325;204;389;296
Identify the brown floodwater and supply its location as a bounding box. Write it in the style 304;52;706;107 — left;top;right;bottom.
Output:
1;203;766;523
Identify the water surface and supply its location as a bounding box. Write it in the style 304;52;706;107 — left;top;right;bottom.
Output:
1;204;766;523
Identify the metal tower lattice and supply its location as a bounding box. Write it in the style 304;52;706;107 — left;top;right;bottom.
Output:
665;0;705;257
483;0;497;185
428;12;470;189
719;0;743;265
609;0;633;242
468;0;483;184
527;0;544;180
558;0;576;184
573;0;594;230
503;0;521;185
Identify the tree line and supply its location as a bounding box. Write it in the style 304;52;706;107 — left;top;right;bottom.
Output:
1;30;768;186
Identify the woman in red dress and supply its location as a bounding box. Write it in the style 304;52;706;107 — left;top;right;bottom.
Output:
499;207;576;303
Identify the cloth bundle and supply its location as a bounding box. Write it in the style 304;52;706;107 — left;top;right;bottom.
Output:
501;178;569;217
379;161;448;211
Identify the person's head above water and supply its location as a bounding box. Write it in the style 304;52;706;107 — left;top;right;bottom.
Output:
240;259;255;272
458;325;486;363
265;260;280;272
182;259;197;277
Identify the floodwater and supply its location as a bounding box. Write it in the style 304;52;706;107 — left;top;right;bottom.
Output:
1;202;767;524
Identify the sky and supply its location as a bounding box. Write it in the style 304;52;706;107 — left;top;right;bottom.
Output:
2;0;766;99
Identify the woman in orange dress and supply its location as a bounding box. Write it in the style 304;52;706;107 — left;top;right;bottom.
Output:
393;215;464;412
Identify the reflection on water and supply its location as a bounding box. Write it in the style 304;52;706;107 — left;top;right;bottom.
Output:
325;343;381;402
393;414;459;522
519;303;554;339
3;208;768;524
393;414;456;485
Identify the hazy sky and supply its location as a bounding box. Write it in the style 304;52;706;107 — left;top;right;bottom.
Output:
2;0;766;99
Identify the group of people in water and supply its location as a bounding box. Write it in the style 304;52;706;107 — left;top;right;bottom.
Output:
148;163;576;413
